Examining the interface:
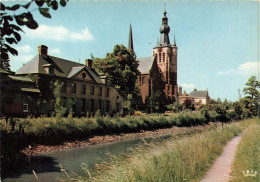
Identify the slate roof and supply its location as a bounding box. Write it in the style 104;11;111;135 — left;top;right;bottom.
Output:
190;90;208;98
67;66;85;78
16;54;103;84
137;56;154;74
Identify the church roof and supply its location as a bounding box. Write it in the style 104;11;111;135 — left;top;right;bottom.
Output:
190;90;208;98
16;54;103;83
137;56;154;74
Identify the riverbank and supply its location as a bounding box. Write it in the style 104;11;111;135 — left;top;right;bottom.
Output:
20;122;220;156
66;118;258;182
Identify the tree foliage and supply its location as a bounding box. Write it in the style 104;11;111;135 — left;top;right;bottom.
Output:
0;0;68;71
242;76;259;116
124;85;143;114
93;44;140;98
149;90;165;113
53;81;75;118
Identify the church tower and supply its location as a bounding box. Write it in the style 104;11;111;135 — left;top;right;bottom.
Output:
153;10;178;100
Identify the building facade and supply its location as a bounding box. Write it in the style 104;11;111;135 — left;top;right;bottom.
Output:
0;68;40;117
136;10;178;105
13;45;124;116
179;88;210;108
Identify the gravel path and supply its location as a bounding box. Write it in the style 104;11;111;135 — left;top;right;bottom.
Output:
201;134;242;182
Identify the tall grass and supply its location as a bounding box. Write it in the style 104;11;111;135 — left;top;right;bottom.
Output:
230;121;260;182
63;118;258;182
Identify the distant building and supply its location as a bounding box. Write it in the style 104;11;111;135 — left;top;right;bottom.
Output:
178;86;192;105
136;10;178;106
6;45;124;116
179;88;210;107
190;89;210;106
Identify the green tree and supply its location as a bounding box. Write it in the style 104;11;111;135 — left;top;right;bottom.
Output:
93;44;140;98
149;90;165;113
0;0;68;71
182;99;194;111
53;81;74;117
243;76;260;116
166;101;182;113
124;86;143;114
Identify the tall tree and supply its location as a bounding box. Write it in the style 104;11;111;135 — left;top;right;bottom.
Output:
0;0;68;71
93;44;140;98
243;76;260;116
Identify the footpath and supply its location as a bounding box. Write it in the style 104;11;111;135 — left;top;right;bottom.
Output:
201;135;242;182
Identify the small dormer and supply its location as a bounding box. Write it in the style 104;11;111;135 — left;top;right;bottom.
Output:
42;64;54;75
100;75;108;84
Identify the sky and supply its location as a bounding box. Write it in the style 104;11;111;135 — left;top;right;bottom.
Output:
4;0;260;101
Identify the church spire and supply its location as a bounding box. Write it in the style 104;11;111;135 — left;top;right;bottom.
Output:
159;10;170;46
128;24;134;51
173;34;176;46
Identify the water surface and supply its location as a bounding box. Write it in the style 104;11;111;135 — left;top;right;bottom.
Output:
3;136;169;182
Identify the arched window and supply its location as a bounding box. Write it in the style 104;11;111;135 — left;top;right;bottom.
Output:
155;53;158;61
159;53;161;62
142;76;148;85
163;53;165;62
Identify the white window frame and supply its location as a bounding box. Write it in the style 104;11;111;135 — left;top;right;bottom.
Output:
23;103;29;112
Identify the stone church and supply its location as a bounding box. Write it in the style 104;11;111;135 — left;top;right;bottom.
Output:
129;10;178;105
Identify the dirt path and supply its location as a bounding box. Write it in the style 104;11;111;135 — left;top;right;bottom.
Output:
201;134;242;182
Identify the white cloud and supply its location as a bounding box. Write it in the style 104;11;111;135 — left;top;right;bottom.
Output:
25;25;94;41
70;28;94;40
49;48;60;54
238;62;259;75
181;83;196;89
217;61;259;76
16;45;33;53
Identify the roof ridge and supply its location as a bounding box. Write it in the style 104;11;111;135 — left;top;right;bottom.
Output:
48;55;85;66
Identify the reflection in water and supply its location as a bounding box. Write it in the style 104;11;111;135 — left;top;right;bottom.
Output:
3;136;170;182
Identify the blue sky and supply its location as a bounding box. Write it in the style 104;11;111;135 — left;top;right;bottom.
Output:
4;0;259;101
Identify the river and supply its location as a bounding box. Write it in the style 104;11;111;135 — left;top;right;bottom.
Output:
2;136;170;182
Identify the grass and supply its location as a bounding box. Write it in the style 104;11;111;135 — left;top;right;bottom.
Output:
60;118;259;182
230;120;260;182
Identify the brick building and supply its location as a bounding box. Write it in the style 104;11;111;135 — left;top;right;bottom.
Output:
0;68;40;116
135;10;178;105
14;45;124;115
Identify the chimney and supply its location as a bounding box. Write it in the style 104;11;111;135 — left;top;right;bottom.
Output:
85;59;93;68
38;45;48;56
179;86;182;95
100;75;108;84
